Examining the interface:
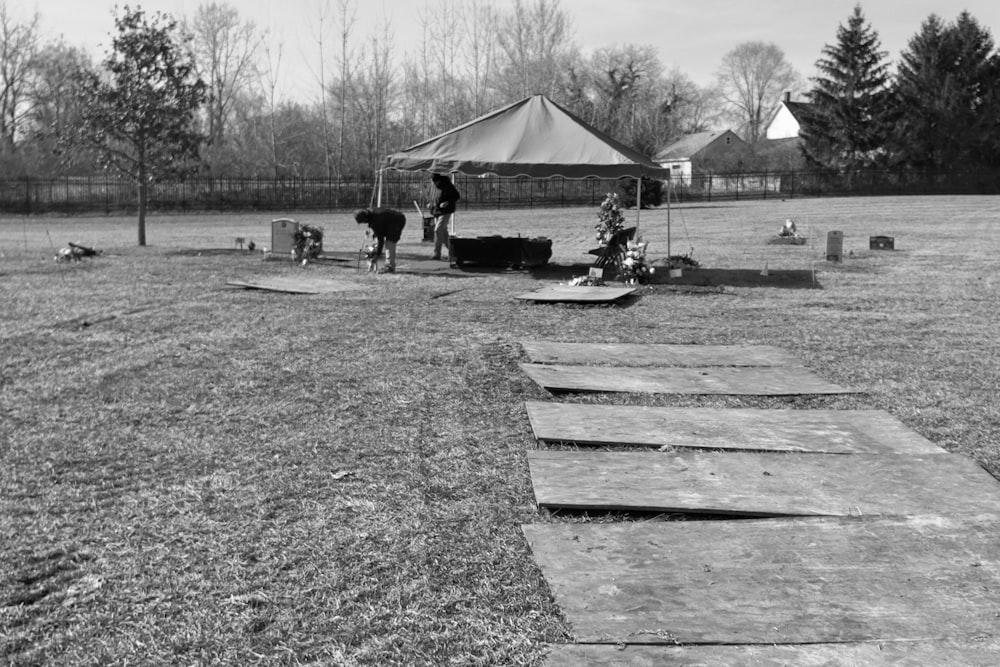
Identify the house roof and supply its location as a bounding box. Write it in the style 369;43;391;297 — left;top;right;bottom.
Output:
782;100;813;122
654;130;743;162
384;94;669;179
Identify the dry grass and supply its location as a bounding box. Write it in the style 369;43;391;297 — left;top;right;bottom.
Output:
2;195;1000;665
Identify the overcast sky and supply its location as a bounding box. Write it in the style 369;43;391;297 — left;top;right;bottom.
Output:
25;0;1000;101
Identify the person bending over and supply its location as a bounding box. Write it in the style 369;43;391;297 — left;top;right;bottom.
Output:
355;207;406;273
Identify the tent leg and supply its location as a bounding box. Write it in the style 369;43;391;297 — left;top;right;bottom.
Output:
635;177;642;234
450;171;458;236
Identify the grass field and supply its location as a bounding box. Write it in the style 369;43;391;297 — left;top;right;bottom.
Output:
2;195;1000;665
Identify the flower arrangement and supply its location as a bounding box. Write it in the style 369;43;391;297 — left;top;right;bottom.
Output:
595;192;626;245
620;238;655;284
292;224;324;265
568;273;605;287
363;240;380;272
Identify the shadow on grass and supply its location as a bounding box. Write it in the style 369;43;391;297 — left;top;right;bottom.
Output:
529;263;821;289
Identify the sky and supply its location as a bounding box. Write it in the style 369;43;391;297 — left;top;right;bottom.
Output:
21;0;1000;102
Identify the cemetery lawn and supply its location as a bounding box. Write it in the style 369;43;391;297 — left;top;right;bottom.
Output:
2;195;999;665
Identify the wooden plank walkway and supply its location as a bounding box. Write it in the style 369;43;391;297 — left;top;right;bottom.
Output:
520;363;856;395
522;514;1000;644
517;342;1000;662
524;402;942;454
514;285;638;303
543;639;1000;666
527;450;1000;517
521;341;800;367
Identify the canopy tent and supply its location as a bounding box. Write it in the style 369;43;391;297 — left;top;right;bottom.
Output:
382;94;669;238
384;94;669;180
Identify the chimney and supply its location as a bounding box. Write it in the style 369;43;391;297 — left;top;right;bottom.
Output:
784;91;791;103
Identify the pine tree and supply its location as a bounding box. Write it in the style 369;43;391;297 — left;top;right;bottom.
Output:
802;4;891;170
891;12;997;169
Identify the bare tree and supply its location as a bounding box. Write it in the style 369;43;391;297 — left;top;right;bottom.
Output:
258;38;286;177
564;46;703;156
589;45;658;140
24;39;92;173
494;0;573;100
189;1;261;173
460;0;498;117
716;41;800;143
0;1;40;152
306;0;344;179
420;0;461;90
679;81;726;134
403;0;462;139
326;0;357;178
352;19;396;174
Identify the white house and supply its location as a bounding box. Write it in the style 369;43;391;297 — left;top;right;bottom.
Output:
766;92;813;140
654;130;747;184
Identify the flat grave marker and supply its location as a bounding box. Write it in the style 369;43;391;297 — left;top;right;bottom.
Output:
514;285;638;304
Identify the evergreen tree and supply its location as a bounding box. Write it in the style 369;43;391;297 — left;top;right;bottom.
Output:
891;11;997;169
802;4;891;170
978;54;1000;168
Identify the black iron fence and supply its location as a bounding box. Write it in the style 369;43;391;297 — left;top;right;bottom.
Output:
2;169;999;215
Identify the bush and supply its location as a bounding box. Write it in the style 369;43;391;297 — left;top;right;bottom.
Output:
620;177;663;208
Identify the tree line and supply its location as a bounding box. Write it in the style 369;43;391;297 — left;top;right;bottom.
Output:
803;5;1000;172
1;1;998;185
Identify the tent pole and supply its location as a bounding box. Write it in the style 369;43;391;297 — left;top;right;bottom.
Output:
635;176;642;235
450;171;458;236
667;177;672;263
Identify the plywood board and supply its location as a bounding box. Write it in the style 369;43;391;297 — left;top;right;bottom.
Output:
522;514;1000;644
527;450;1000;517
395;260;473;276
520;363;855;395
514;285;638;303
525;402;944;454
227;279;318;294
543;639;1000;667
226;277;365;294
520;341;799;367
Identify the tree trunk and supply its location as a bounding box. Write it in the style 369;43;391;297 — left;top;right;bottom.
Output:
138;166;148;246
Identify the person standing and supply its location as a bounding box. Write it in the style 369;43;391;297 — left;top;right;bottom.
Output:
354;207;406;273
430;173;460;261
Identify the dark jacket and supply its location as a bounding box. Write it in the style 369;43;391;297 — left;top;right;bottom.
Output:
431;175;461;216
355;208;406;242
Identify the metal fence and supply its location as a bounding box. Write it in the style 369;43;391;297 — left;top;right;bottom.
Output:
3;169;999;215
